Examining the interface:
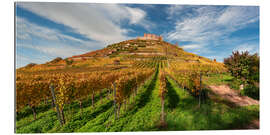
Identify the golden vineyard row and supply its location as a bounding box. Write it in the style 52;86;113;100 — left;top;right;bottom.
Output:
165;62;227;96
16;68;155;112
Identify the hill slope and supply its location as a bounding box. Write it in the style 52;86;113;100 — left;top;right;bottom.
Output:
18;39;216;72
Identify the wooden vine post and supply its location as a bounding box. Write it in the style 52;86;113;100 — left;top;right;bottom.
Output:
60;108;66;124
161;93;165;123
91;90;95;108
100;89;103;104
79;100;83;116
117;103;121;119
199;73;202;108
106;89;110;100
113;83;117;121
50;85;63;126
30;106;37;120
51;96;55;108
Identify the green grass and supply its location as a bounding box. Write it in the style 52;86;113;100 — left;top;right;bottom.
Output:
203;73;241;90
76;68;161;132
165;77;259;130
16;70;259;133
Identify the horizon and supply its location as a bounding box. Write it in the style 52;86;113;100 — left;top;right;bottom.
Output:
15;3;259;68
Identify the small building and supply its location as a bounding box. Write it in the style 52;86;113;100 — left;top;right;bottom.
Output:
137;33;163;41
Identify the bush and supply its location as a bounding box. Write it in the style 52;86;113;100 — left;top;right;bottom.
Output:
229;78;241;90
224;51;259;99
242;84;259;100
224;51;259;84
50;57;62;64
25;63;37;68
65;59;73;65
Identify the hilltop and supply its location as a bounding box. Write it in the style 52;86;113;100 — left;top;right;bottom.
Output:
17;34;216;71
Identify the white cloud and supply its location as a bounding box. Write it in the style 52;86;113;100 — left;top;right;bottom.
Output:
181;44;201;49
217;6;259;27
16;16;104;49
16;51;50;68
15;3;153;68
166;5;196;19
165;6;223;43
17;2;151;44
233;43;259;54
18;43;88;58
165;6;259;55
17;17;61;41
181;44;214;54
16;16;107;68
16;17;91;44
204;55;225;62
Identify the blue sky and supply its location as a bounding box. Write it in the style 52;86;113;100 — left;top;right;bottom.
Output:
15;3;259;68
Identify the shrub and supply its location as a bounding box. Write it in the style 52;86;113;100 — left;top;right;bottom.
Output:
25;63;37;68
224;51;259;99
242;84;259;100
224;51;259;84
65;59;73;65
50;57;62;64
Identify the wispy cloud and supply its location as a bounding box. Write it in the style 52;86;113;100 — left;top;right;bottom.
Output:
16;17;75;42
165;6;259;55
16;16;103;52
181;44;201;49
18;42;88;58
16;16;107;68
16;3;155;68
17;3;152;44
233;43;259;54
217;6;259;28
15;4;259;67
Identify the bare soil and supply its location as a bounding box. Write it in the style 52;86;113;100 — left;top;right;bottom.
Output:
245;119;260;129
209;85;259;106
209;85;259;129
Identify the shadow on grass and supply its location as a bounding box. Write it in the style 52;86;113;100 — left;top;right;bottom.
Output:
136;69;159;109
119;68;159;118
166;78;180;109
204;87;238;108
16;103;52;121
17;88;108;122
105;69;159;131
16;110;58;133
60;100;114;132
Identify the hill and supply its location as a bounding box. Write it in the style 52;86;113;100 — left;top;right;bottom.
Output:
17;37;216;72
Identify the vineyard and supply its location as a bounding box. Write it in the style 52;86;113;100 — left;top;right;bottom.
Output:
15;39;259;133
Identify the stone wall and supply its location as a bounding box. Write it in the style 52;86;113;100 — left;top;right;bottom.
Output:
137;33;163;41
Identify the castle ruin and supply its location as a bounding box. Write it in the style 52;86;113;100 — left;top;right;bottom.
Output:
137;33;163;41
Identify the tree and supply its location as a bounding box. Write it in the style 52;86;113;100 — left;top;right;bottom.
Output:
65;59;73;65
224;51;259;85
50;57;63;64
25;63;37;68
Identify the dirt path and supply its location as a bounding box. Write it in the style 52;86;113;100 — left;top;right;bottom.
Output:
245;119;260;129
209;85;259;106
209;85;260;129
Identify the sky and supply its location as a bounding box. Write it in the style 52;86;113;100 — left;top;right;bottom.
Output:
15;2;259;68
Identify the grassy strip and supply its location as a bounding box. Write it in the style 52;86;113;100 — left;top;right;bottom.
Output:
16;89;112;133
77;68;161;132
203;73;241;90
